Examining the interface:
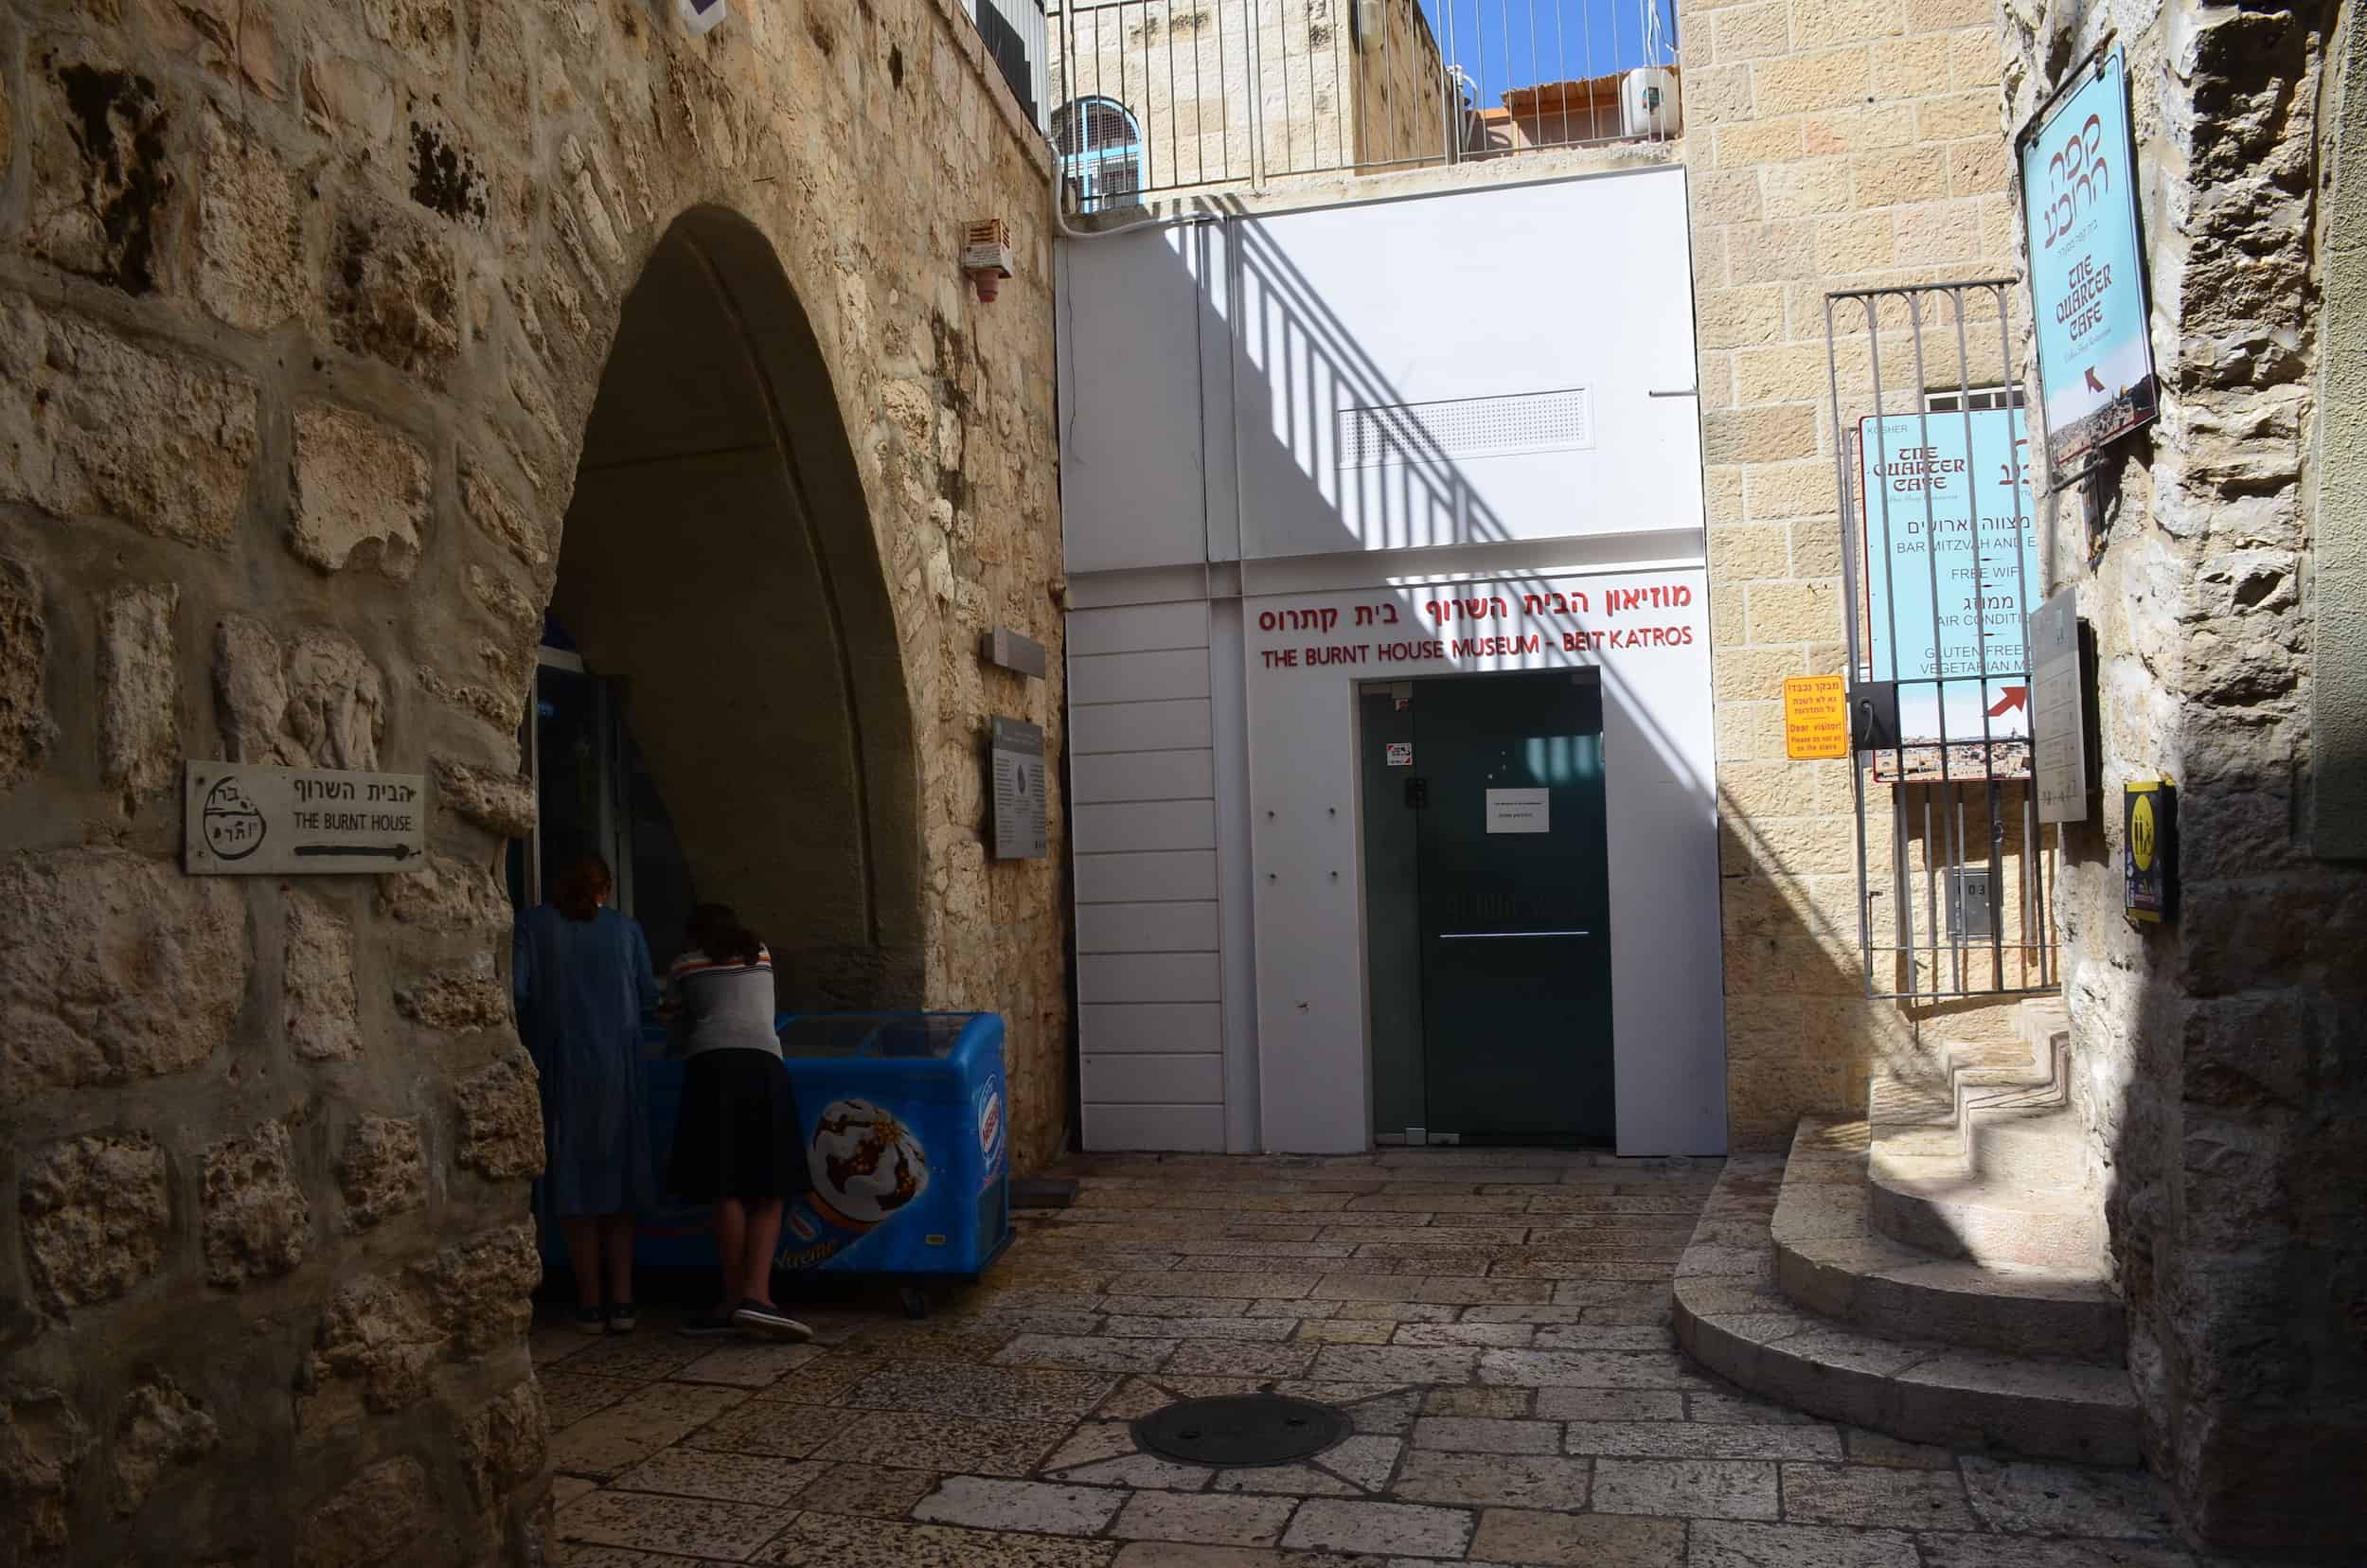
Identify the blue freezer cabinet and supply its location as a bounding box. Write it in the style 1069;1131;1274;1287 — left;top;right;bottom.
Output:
542;1012;1014;1295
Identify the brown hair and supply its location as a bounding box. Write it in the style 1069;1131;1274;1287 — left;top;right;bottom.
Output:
686;903;763;966
553;855;612;921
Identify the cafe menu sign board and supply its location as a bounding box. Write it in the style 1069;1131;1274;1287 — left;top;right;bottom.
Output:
2019;48;2157;482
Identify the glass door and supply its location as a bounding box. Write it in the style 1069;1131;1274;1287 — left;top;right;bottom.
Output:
1360;671;1616;1145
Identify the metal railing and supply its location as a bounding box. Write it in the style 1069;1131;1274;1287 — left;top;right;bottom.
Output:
1046;0;1680;210
1826;280;2059;1002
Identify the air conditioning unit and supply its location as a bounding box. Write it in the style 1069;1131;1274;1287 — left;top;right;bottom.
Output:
1621;67;1681;139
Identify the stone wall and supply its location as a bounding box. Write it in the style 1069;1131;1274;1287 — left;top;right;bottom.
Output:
1999;0;2367;1555
1675;0;2036;1149
0;0;1068;1562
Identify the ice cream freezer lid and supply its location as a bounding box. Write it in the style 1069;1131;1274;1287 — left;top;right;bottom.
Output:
772;1012;994;1060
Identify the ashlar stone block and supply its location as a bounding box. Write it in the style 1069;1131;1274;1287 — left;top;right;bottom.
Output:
299;1454;433;1568
110;1370;218;1516
431;757;535;837
289;404;429;580
323;198;459;385
98;581;179;805
196;106;305;331
285;893;364;1062
0;558;50;793
338;1116;426;1228
396;960;509;1032
454;1054;545;1180
25;57;175;294
201;1118;311;1286
0;1387;91;1559
213;615;386;770
20;1131;170;1309
0;846;246;1096
0;294;258;546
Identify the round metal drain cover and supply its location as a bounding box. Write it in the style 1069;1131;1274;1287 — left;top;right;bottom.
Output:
1132;1394;1349;1468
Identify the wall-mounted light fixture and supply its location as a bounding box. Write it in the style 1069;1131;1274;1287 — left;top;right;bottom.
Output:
964;219;1014;303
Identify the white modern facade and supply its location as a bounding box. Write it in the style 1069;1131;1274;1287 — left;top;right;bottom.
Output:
1058;165;1725;1155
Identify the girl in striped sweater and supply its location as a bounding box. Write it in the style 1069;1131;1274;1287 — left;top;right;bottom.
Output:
662;904;811;1341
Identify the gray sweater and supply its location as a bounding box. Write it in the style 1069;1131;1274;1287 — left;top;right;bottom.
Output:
663;947;780;1058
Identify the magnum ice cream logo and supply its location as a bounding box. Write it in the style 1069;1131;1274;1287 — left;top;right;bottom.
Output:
779;1098;931;1269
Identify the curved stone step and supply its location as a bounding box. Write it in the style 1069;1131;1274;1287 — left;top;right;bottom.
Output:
1868;1110;2102;1270
1673;1151;2143;1466
1773;1120;2122;1364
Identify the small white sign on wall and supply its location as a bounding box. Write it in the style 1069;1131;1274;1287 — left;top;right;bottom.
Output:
184;761;427;875
1385;742;1414;767
1485;788;1550;833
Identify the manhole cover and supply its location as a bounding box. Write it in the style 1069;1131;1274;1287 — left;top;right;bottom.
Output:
1132;1394;1349;1468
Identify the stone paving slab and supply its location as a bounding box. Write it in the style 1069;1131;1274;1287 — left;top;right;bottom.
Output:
541;1149;2191;1568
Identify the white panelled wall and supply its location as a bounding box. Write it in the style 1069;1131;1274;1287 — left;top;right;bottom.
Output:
1068;601;1231;1150
1058;164;1723;1155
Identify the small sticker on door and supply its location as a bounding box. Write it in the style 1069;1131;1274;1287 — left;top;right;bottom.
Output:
1385;742;1414;767
1485;788;1550;833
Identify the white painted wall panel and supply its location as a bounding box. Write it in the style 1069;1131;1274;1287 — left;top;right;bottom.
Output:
1070;699;1214;755
1056;224;1217;574
1074;901;1220;953
1070;650;1213;705
1231;170;1702;561
1073;850;1219;903
1077;952;1222;1004
1079;1002;1224;1054
1072;750;1219;804
1081;1053;1226;1104
1083;1103;1228;1151
1068;600;1211;656
1073;799;1218;853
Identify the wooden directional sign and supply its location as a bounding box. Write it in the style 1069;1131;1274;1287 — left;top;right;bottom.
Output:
184;762;428;875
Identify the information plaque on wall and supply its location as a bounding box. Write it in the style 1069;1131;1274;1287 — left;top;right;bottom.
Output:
2029;587;2090;823
184;761;427;875
988;717;1047;860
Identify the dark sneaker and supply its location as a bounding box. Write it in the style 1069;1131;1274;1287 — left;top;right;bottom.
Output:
571;1307;605;1336
605;1303;638;1335
678;1312;738;1338
730;1299;813;1342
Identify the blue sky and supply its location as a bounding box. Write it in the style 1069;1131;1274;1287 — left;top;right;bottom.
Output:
1417;0;1678;111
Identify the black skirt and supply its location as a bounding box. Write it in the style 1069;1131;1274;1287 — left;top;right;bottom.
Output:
667;1049;810;1203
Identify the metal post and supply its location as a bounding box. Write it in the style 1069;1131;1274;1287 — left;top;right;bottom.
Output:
1827;294;1877;997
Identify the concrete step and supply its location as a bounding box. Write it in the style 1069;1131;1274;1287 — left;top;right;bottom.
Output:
1772;1118;2123;1364
1673;1147;2144;1466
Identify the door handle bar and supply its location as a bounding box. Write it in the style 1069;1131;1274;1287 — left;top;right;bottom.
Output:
1435;930;1593;939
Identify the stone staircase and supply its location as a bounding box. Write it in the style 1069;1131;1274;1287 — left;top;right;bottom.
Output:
1674;999;2144;1464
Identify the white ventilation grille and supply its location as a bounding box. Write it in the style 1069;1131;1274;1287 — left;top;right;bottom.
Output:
1341;388;1593;468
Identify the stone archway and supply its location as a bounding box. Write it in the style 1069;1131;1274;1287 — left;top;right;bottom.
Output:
542;207;924;1003
0;3;1066;1560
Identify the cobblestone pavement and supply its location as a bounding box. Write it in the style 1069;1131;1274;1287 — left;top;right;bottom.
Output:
541;1150;2220;1566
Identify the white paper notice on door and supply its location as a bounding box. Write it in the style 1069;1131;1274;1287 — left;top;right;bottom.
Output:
1485;788;1550;833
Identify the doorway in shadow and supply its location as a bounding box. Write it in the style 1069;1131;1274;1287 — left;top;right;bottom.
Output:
525;206;925;1007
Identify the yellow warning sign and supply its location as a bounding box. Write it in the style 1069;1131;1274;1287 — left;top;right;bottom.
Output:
1783;675;1849;761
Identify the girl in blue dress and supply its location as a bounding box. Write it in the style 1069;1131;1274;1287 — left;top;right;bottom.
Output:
513;855;660;1332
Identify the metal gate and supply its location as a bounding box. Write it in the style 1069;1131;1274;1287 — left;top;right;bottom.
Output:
1824;280;2058;1001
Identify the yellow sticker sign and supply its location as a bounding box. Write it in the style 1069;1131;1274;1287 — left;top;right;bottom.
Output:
1783;675;1849;761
